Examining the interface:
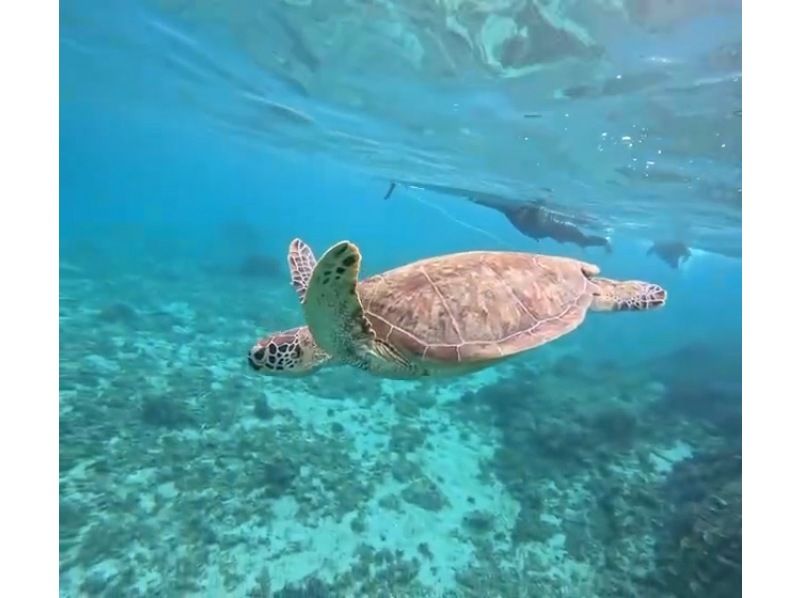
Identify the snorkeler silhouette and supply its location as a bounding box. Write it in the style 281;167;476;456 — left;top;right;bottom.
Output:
382;180;610;252
647;240;692;269
468;196;612;253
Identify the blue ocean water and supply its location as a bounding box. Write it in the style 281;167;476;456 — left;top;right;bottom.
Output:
60;1;741;596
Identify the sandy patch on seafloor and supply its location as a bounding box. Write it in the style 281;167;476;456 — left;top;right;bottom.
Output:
242;373;521;594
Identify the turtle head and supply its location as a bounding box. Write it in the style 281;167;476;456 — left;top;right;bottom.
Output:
248;326;331;376
589;277;667;312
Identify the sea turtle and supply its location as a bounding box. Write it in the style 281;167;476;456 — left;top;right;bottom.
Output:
248;238;667;379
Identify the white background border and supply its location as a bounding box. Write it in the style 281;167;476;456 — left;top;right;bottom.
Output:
1;2;59;595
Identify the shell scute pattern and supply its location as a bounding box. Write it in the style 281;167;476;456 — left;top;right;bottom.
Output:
358;251;593;363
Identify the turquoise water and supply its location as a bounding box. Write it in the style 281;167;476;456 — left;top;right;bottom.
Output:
60;1;741;596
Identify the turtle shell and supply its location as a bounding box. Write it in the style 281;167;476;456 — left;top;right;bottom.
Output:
357;251;600;365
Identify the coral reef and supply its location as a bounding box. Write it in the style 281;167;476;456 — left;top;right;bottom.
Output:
400;476;449;512
97;302;139;324
239;254;284;278
645;342;742;439
140;395;196;428
273;576;331;598
653;446;742;598
59;252;739;597
450;357;726;596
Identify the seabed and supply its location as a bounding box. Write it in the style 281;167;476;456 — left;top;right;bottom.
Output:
59;255;741;598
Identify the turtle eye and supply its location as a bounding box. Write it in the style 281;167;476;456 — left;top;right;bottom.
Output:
253;347;266;362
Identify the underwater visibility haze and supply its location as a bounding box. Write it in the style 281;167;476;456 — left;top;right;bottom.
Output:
60;0;742;596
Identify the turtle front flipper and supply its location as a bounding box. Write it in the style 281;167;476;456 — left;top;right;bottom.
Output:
302;240;376;364
287;238;317;302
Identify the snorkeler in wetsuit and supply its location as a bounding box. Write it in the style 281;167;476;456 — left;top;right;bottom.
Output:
469;197;612;253
382;180;610;252
647;240;692;269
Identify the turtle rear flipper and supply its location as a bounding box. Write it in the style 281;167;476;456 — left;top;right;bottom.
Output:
288;238;317;301
302;241;375;364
